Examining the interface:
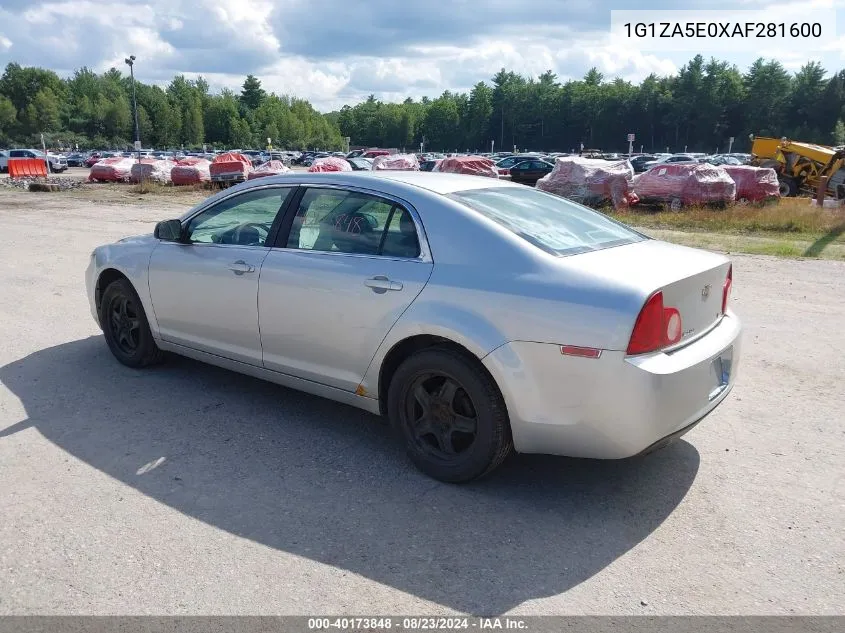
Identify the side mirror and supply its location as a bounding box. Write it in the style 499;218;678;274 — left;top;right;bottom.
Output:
154;219;183;242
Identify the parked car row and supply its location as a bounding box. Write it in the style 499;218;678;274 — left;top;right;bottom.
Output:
2;148;310;174
636;153;751;172
535;155;779;209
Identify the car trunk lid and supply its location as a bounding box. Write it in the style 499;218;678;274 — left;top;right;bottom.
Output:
563;239;731;349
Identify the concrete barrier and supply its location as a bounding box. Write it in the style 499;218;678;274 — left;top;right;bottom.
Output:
8;158;48;179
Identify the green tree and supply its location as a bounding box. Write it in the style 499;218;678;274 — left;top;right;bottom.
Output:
833;120;845;145
103;95;132;139
23;87;61;133
204;92;240;144
788;62;827;139
184;98;204;145
421;95;459;150
229;116;253;147
464;82;493;150
137;105;153;144
240;74;266;111
0;63;65;113
744;58;792;137
0;94;16;141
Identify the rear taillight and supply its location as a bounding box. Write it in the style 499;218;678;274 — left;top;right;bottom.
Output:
626;291;684;355
722;265;732;314
664;307;682;344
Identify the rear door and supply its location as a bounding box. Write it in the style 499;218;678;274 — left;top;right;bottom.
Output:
258;186;433;391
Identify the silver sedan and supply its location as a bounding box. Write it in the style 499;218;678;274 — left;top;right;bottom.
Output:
86;172;741;482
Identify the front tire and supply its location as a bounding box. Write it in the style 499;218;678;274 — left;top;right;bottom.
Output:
778;177;798;197
99;278;163;368
388;347;512;483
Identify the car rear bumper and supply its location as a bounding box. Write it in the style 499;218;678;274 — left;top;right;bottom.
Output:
210;173;246;182
482;311;742;459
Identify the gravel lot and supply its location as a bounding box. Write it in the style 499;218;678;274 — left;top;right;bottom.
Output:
0;187;843;616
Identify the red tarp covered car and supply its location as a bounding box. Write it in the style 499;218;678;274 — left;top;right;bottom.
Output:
433;155;499;178
721;165;780;203
633;163;736;208
308;156;352;172
372;153;420;171
535;156;637;209
210;152;252;184
130;159;176;184
171;157;211;186
247;160;291;180
88;157;137;182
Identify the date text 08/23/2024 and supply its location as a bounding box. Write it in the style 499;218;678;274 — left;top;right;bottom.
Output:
307;616;528;630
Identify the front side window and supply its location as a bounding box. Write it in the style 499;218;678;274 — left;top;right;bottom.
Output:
186;187;293;246
286;188;420;258
449;186;645;257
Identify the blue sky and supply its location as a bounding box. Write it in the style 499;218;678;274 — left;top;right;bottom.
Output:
0;0;843;111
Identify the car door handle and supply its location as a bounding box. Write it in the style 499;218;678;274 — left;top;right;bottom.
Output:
228;260;255;275
364;276;403;292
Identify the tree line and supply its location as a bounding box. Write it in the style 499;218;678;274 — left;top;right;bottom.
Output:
1;56;844;153
0;65;342;151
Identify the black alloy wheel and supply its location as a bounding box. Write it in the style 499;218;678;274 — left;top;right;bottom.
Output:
388;347;512;482
99;278;164;368
405;372;479;459
107;293;141;355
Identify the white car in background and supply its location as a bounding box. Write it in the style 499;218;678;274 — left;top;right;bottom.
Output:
0;148;67;172
642;154;699;171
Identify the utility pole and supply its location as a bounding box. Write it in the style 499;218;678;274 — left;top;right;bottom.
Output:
124;55;140;162
500;105;504;150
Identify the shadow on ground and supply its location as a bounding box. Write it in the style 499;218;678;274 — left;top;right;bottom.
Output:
803;224;845;258
0;337;700;614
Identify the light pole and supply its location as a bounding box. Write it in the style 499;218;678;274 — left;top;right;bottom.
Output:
124;55;140;161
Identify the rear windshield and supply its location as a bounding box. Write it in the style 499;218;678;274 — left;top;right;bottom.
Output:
448;187;646;257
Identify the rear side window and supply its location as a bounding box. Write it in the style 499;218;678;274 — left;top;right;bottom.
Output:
286;188;420;258
449;186;645;257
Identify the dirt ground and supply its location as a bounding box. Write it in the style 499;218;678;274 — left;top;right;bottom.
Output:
0;185;843;616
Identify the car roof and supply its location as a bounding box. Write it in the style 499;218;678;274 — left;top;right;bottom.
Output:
189;172;521;217
180;172;523;224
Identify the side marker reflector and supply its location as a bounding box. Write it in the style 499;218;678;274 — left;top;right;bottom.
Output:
560;345;602;359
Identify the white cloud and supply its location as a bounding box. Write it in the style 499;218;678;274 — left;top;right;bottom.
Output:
0;0;843;111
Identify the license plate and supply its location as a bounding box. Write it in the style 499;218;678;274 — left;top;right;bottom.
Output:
708;346;733;401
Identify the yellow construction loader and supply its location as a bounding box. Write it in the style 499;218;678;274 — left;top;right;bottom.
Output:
750;136;845;199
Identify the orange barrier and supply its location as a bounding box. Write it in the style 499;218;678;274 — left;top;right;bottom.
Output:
8;158;48;179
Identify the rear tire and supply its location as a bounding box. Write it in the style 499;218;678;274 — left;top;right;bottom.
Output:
778;177;798;197
99;278;164;368
388;347;512;483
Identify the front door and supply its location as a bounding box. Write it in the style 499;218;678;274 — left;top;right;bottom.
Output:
148;185;294;365
259;186;433;391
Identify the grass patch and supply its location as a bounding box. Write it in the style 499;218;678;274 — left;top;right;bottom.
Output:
637;227;845;260
609;198;845;235
608;197;845;260
130;180;212;195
